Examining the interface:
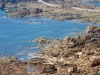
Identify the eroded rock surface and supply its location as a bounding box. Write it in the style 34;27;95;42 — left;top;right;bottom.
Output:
37;25;100;75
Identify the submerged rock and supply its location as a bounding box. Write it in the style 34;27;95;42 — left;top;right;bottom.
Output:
34;38;51;44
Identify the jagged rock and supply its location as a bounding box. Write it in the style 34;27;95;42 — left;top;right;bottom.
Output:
30;8;43;14
91;58;100;67
86;25;100;34
67;66;77;73
41;64;57;74
86;25;97;33
34;38;51;44
0;62;29;75
0;57;19;63
51;51;60;57
40;26;100;75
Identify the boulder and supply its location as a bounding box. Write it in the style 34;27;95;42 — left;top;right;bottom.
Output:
86;25;100;34
34;38;51;44
30;8;43;14
41;64;57;74
91;58;100;67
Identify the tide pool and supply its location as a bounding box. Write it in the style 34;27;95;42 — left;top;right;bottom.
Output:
0;10;100;60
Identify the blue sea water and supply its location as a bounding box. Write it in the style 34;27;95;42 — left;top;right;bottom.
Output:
86;2;100;7
0;10;100;60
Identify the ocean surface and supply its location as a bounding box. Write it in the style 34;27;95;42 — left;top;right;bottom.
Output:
86;1;100;6
0;8;100;60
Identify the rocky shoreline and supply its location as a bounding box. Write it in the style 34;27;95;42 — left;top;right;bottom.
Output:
0;25;100;75
0;0;100;75
0;0;100;22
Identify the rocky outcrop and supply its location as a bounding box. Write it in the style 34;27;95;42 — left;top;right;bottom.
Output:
40;64;57;74
0;26;99;75
0;57;19;63
34;37;51;44
29;8;43;14
0;57;29;75
7;8;30;17
37;25;100;75
91;58;100;67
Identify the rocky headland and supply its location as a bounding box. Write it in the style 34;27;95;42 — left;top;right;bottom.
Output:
0;25;100;75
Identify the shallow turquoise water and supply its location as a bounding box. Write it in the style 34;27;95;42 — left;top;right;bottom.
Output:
0;10;100;60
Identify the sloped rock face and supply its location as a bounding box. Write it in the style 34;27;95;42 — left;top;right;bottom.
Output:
0;63;29;75
40;64;57;74
7;9;30;18
0;57;29;75
0;57;19;63
38;25;100;75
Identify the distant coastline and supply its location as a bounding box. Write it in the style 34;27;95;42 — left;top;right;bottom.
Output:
0;0;100;22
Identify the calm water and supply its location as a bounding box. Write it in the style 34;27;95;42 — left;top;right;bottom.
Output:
0;9;100;60
86;2;100;6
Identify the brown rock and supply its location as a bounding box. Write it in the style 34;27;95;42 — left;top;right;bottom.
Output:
91;58;100;67
34;38;51;44
41;64;57;74
30;8;43;14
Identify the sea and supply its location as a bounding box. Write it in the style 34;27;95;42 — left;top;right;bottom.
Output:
0;2;100;60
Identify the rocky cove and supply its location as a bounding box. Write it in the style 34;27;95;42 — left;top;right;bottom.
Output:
0;0;100;75
0;25;100;75
0;13;100;75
